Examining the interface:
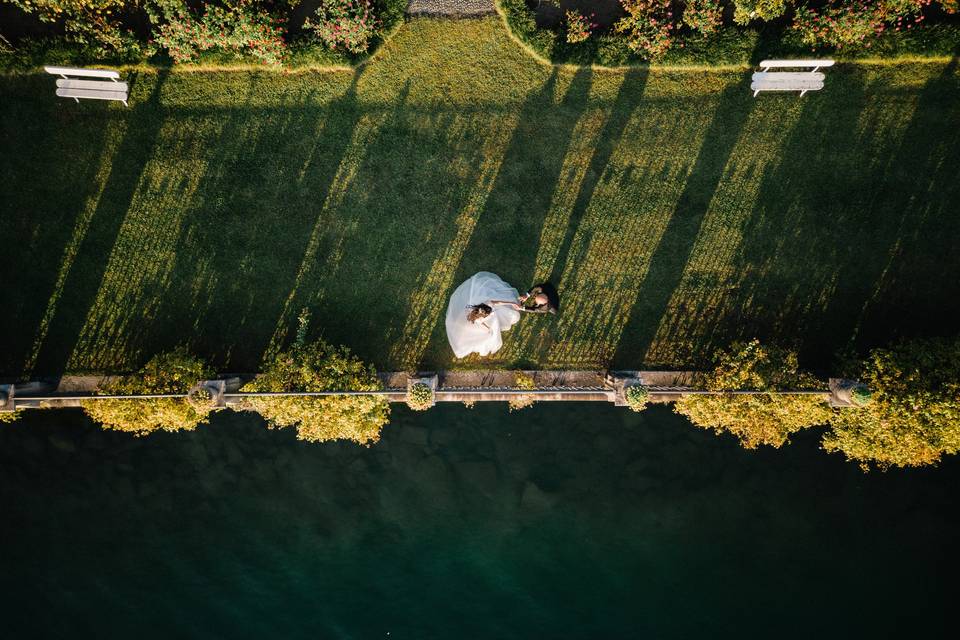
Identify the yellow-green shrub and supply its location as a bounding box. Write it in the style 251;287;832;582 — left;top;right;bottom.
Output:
675;339;832;449
241;336;389;445
82;347;213;435
508;372;537;412
823;338;960;470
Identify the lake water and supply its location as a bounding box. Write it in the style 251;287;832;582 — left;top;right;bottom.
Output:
1;403;956;638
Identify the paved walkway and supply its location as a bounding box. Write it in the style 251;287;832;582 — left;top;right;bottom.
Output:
406;0;495;16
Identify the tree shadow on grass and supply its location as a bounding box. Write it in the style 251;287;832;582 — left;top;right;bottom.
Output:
612;72;757;367
24;71;170;375
731;55;960;369
126;73;371;372
388;68;597;369
0;74;116;376
625;56;960;372
455;68;593;292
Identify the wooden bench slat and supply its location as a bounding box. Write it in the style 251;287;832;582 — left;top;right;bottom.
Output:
56;88;128;103
751;82;825;90
758;59;835;68
56;79;129;92
752;72;826;83
751;83;824;91
44;66;121;80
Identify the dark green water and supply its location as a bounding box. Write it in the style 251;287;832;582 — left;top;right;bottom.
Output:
1;404;956;639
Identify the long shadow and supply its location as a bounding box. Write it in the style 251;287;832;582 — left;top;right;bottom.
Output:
143;73;369;371
546;68;649;285
0;75;115;375
455;68;593;289
646;66;872;370
27;71;171;375
734;54;960;368
613;72;757;365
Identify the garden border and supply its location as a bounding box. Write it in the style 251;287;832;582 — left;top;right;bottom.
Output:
494;1;960;71
2;369;853;413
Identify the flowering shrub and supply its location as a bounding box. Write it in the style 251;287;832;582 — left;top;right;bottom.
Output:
682;0;724;36
305;0;379;55
565;10;595;44
154;1;286;65
792;0;931;49
615;0;676;59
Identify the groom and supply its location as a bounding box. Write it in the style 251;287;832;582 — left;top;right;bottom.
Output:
519;282;559;314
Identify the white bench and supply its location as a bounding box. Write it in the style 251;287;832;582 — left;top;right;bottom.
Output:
44;66;128;106
751;60;834;97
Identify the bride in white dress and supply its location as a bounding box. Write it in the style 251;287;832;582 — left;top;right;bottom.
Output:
445;272;522;358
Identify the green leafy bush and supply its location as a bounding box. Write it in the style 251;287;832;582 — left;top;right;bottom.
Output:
240;323;389;444
82;347;214;435
8;0;145;56
497;0;958;67
823;338;960;470
625;385;650;412
406;382;433;411
732;0;790;25
675;339;832;449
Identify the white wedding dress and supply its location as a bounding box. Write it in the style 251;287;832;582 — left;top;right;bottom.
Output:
445;272;521;358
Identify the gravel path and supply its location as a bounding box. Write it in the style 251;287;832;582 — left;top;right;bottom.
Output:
406;0;495;16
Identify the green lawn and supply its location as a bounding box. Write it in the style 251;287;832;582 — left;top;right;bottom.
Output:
2;18;959;376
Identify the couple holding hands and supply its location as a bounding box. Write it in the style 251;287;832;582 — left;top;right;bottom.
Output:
445;272;559;358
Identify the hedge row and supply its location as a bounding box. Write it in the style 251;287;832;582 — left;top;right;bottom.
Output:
497;0;960;67
0;0;407;72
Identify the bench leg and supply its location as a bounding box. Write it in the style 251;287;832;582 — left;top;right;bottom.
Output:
74;97;80;104
799;90;808;97
753;89;760;98
122;100;128;107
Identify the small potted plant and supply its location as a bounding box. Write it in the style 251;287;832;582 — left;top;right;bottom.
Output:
407;382;434;411
624;385;650;412
187;385;215;410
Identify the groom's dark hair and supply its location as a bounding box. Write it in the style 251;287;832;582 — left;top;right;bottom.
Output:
467;304;492;323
